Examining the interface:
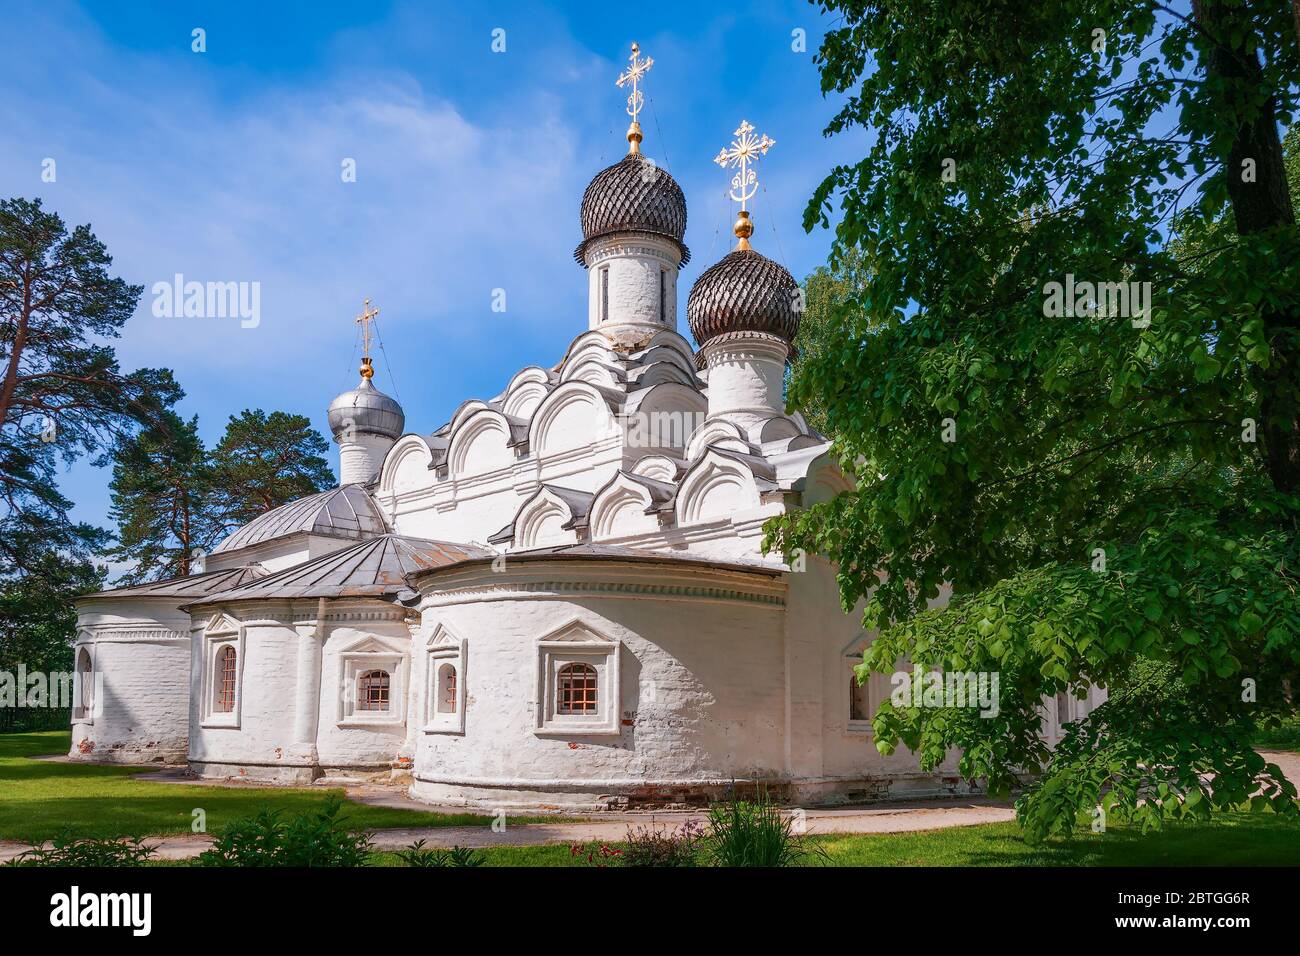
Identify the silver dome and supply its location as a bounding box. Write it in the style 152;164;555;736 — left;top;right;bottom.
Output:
327;377;405;441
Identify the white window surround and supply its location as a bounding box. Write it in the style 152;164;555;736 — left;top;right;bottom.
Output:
338;641;407;728
424;624;466;734
845;656;874;735
535;620;621;736
201;616;244;729
72;639;94;725
842;633;876;736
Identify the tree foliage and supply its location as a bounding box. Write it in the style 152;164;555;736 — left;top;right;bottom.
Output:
0;197;180;580
107;408;335;583
209;409;335;534
791;246;873;436
107;412;216;582
771;0;1300;839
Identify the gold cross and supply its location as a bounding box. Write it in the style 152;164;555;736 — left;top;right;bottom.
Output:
713;120;776;212
616;42;654;125
355;298;379;379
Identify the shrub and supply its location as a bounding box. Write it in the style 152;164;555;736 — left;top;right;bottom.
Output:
395;840;485;868
569;841;624;866
620;820;701;867
702;791;825;867
5;832;157;867
196;795;373;867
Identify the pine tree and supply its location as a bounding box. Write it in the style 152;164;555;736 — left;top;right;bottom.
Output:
209;409;335;534
107;412;216;583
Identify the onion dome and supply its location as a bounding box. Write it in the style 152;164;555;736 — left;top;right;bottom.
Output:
574;153;690;267
687;244;801;346
328;374;404;441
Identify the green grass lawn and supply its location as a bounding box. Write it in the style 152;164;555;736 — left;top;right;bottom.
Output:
364;811;1300;866
0;731;543;843
7;731;1300;865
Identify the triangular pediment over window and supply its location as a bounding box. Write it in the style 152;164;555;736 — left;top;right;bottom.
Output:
537;619;615;645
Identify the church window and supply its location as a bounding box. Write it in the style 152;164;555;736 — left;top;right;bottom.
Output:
202;619;243;728
425;626;466;733
845;652;874;734
339;644;406;727
437;663;457;714
215;646;238;713
659;268;667;324
556;662;598;715
849;671;869;722
599;266;609;322
535;621;620;736
358;669;391;712
74;647;94;721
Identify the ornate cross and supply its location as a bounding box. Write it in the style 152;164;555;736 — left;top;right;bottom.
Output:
355;298;380;379
713;120;775;212
616;42;654;125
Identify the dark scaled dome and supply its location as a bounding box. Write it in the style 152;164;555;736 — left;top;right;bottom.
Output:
687;248;801;346
574;153;689;267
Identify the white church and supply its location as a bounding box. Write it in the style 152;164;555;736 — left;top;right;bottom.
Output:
69;47;1098;809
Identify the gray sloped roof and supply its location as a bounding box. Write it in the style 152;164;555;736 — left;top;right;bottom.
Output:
186;535;492;606
411;542;784;578
212;486;389;555
79;564;269;602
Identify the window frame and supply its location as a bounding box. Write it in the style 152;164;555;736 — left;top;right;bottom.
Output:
339;647;406;728
535;621;621;737
424;624;467;735
200;617;244;729
72;641;95;724
844;655;875;735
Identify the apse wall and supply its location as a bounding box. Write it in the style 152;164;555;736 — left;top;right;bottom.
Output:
70;597;192;765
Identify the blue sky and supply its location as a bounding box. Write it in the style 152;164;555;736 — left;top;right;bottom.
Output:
0;0;864;534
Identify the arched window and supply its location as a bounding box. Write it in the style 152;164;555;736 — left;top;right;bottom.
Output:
437;663;457;714
215;646;237;713
358;669;390;712
75;648;93;719
556;662;597;715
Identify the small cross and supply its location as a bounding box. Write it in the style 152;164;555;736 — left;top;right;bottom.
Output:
616;42;654;124
713;120;776;212
355;298;380;379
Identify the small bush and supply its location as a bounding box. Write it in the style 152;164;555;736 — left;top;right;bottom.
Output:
395;840;485;868
197;795;373;867
569;841;624;866
702;791;825;867
5;832;157;867
620;820;701;867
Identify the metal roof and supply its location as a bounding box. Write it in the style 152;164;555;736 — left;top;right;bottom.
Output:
79;564;269;602
411;542;785;579
187;534;493;605
327;376;405;440
574;153;690;268
211;486;388;555
687;248;801;347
